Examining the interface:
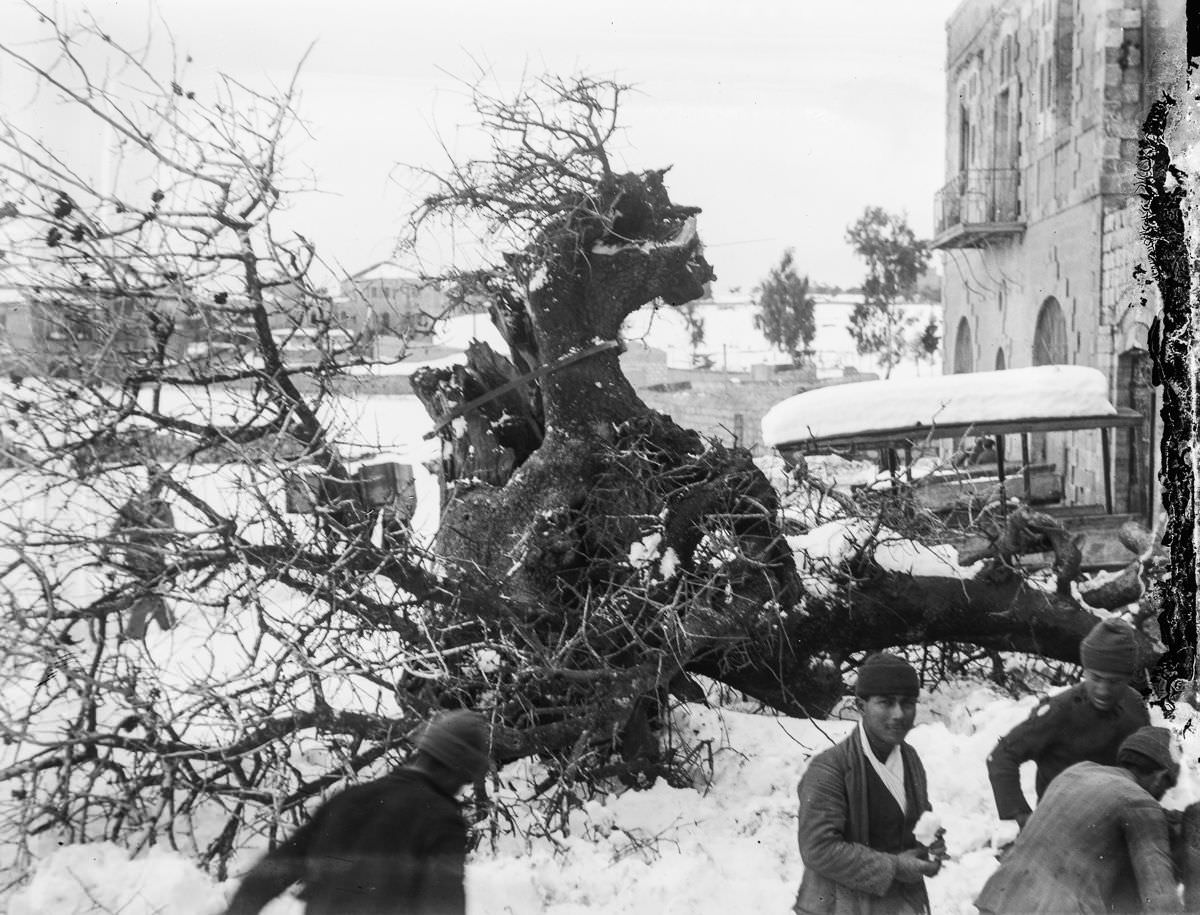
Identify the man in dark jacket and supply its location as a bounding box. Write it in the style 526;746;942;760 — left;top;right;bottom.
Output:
794;653;942;915
223;710;490;915
975;726;1183;914
987;617;1149;828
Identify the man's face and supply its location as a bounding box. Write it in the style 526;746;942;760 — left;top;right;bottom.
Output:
858;694;917;749
1082;668;1131;711
1135;764;1179;801
1149;767;1178;801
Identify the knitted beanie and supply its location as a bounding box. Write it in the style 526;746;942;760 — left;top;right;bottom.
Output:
1117;726;1178;774
414;710;491;781
1079;618;1140;676
854;653;920;698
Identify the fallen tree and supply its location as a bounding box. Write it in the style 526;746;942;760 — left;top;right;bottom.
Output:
404;75;1161;747
0;12;1173;880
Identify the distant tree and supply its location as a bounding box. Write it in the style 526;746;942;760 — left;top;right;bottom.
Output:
752;250;816;365
680;301;707;367
845;207;931;377
912;318;941;369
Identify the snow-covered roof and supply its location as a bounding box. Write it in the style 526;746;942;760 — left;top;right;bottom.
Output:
348;261;425;284
762;365;1141;450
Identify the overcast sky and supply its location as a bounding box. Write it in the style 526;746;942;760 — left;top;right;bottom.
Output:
5;0;962;294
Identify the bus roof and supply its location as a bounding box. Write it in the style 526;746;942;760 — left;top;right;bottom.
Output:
762;365;1141;452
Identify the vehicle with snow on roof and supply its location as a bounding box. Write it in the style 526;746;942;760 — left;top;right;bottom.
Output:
761;365;1152;573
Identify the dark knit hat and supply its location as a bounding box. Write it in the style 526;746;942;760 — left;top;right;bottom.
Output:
415;710;491;781
1080;618;1140;676
1117;726;1179;775
854;653;920;698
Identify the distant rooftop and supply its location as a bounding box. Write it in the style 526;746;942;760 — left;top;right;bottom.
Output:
348;261;426;284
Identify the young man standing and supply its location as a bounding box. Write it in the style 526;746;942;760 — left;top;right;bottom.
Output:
975;726;1183;914
223;709;490;915
794;652;942;915
987;617;1149;828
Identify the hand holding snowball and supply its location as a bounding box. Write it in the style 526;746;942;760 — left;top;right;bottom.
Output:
914;810;949;865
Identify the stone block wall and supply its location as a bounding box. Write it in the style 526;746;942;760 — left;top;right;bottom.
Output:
939;0;1181;512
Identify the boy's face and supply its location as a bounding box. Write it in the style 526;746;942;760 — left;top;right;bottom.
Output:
857;694;917;749
1081;668;1131;711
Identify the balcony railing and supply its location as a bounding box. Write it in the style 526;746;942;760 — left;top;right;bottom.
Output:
931;168;1024;249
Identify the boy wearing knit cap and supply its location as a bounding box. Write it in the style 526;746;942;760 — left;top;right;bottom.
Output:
793;653;942;915
975;726;1183;914
987;617;1149;829
224;709;490;915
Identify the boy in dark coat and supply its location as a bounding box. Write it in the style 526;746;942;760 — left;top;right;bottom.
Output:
223;710;490;915
794;653;942;915
987;617;1149;828
975;726;1183;914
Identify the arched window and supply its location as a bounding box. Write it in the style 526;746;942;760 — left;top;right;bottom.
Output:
953;317;974;373
1033;297;1069;365
995;348;1006;370
1032;296;1069;463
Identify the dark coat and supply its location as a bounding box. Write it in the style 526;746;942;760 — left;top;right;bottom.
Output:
794;729;932;915
975;761;1182;914
224;768;468;915
113;489;175;577
987;681;1149;820
109;488;177;637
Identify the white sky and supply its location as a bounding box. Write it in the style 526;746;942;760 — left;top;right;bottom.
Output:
3;0;962;293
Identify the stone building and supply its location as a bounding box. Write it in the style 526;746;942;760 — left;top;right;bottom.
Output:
339;262;448;338
932;0;1184;520
0;288;187;379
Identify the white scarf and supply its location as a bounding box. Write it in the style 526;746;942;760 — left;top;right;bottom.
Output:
858;723;907;815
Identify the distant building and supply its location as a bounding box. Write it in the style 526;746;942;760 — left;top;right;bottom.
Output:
932;0;1184;517
0;288;186;379
340;262;449;338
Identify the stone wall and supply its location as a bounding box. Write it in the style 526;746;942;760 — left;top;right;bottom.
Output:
622;348;876;455
939;0;1182;511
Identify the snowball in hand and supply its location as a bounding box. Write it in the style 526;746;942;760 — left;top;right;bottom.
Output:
914;810;942;847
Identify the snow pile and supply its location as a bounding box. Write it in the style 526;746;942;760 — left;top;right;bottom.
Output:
874;537;980;579
628;531;664;569
9;686;1200;915
787;520;980;595
761;364;1119;448
7;843;228;915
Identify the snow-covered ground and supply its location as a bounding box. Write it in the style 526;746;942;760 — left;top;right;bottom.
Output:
1;378;1192;914
11;683;1200;915
0;300;1185;915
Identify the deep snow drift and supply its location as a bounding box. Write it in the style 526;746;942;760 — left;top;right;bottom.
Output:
10;685;1200;915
